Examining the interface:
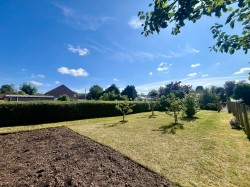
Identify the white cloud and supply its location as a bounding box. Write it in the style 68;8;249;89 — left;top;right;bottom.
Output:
68;44;89;56
114;78;118;81
31;74;45;79
55;81;60;84
29;81;43;86
191;63;200;68
233;67;250;75
157;62;171;72
190;48;200;53
188;73;197;77
54;3;113;31
149;72;153;76
128;16;143;29
215;62;220;66
57;67;89;77
202;74;209;77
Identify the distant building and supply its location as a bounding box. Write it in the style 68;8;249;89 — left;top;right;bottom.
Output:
4;95;54;101
45;85;76;99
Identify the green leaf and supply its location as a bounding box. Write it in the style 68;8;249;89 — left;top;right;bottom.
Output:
228;6;233;12
230;20;235;28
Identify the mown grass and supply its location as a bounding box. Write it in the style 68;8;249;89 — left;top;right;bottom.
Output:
1;110;250;186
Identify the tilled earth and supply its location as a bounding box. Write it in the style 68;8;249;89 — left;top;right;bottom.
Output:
0;127;172;186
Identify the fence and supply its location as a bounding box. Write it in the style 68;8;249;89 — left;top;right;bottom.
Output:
227;101;250;139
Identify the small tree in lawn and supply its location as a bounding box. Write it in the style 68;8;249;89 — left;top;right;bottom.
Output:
166;93;183;125
115;96;135;122
148;97;159;116
183;94;199;118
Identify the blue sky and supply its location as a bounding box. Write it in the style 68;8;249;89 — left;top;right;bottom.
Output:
0;0;249;94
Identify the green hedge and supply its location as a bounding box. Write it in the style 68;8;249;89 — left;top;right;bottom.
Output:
0;101;149;126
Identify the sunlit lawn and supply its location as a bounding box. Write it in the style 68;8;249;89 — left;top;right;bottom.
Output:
1;110;250;186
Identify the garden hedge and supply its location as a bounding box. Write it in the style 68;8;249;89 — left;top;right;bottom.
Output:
0;101;149;126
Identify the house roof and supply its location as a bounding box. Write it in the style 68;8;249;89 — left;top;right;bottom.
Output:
45;85;76;98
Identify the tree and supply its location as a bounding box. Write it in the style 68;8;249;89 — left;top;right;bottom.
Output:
224;81;237;99
199;87;218;110
20;83;37;95
121;85;138;100
104;84;120;95
115;96;136;122
183;94;199;118
0;84;16;94
148;98;160;116
58;94;70;101
233;83;250;105
166;93;183;124
195;86;204;93
215;87;227;102
87;85;103;100
148;89;158;98
100;91;121;101
138;0;250;54
159;81;192;99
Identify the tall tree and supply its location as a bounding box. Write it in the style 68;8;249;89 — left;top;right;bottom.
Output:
159;81;192;99
138;0;250;54
121;85;138;100
0;84;16;94
224;81;237;98
233;83;250;105
20;83;37;95
104;84;120;95
87;85;103;100
147;89;159;98
195;86;204;93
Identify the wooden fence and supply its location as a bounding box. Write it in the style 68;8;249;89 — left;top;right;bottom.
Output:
227;101;250;139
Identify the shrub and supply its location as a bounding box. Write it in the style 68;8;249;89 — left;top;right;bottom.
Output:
183;94;199;118
58;94;70;101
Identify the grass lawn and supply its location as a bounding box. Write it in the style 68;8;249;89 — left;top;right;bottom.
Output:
1;110;250;186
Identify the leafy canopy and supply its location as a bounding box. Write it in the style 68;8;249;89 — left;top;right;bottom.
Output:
138;0;250;54
20;83;37;95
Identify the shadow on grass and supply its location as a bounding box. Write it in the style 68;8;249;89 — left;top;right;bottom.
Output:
103;121;128;128
148;115;157;119
152;123;184;134
181;116;199;122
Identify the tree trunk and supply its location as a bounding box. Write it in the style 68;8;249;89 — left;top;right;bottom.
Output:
123;113;125;122
174;111;178;124
152;108;154;116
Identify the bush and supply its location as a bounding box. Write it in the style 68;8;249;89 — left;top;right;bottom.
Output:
183;94;199;117
0;101;149;126
58;94;70;101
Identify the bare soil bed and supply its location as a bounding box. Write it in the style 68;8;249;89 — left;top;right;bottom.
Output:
0;127;172;187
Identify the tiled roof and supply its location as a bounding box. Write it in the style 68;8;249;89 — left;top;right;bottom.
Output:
45;85;76;98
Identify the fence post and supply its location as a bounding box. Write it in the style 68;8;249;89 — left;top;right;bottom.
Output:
237;103;245;129
242;104;250;139
227;100;231;113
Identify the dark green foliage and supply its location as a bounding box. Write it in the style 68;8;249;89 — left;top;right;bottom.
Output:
183;94;199;118
147;89;158;98
0;101;149;126
139;0;250;54
121;85;138;101
195;86;204;93
87;85;103;100
58;94;70;101
0;84;16;94
224;81;236;98
233;83;250;105
199;88;218;110
104;84;120;95
148;98;160;116
158;95;169;111
20;83;37;95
